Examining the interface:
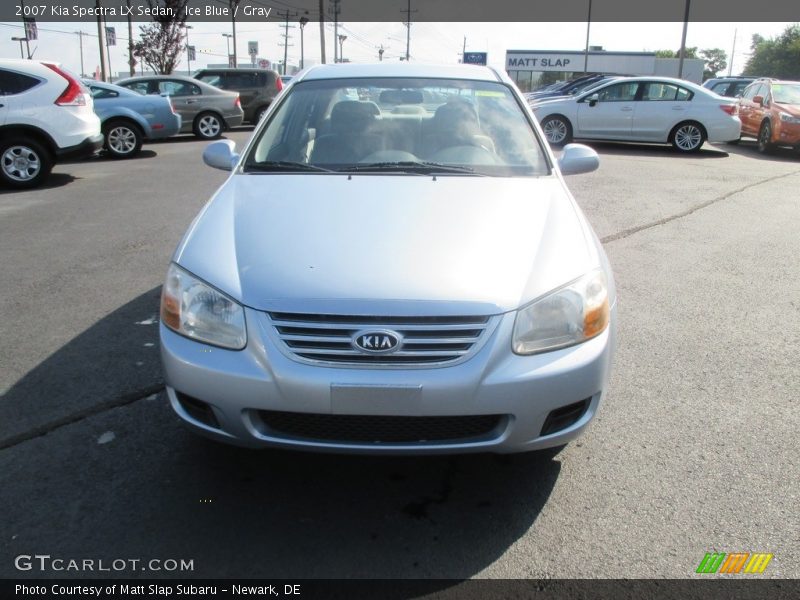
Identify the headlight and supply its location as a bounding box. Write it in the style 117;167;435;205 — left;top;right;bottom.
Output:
779;112;800;124
160;263;246;350
512;270;609;355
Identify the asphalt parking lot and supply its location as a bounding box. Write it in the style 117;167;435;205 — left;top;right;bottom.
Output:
1;131;798;579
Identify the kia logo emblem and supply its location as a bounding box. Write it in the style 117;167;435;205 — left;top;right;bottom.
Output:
352;330;402;354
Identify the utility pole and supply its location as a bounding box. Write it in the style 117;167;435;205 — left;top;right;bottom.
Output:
401;0;416;61
127;0;135;76
332;0;340;62
338;34;347;63
461;36;466;62
728;28;737;77
318;0;326;64
19;0;32;58
223;32;233;66
11;37;26;59
583;0;593;72
95;0;107;81
677;0;691;79
278;10;296;75
378;45;384;61
105;18;113;82
299;17;309;69
75;31;86;76
229;0;240;68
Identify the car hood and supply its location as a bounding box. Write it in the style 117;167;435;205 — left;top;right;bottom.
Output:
174;174;600;316
775;102;800;117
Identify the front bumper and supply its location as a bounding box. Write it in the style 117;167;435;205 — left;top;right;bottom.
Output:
160;306;616;454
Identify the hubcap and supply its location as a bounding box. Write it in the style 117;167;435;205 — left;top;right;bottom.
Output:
2;146;41;182
543;119;567;143
108;126;137;154
199;116;221;137
675;125;702;151
760;126;771;148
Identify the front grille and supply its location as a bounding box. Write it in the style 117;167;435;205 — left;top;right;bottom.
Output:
268;311;494;366
257;410;504;444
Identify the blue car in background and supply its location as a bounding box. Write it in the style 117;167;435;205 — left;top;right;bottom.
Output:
82;80;182;158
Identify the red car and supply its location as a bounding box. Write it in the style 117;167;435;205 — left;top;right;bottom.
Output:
737;78;800;153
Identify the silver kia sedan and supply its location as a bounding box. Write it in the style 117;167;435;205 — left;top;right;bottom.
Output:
160;63;616;454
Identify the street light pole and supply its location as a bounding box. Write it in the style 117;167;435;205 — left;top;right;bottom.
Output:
299;17;308;70
11;37;27;59
229;0;239;68
223;33;232;66
678;0;691;79
583;0;592;73
184;25;193;74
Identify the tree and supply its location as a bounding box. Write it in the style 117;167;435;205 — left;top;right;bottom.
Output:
654;47;698;59
743;25;800;79
132;0;188;75
699;48;727;80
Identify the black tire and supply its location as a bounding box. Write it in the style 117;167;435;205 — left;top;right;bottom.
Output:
193;112;224;140
670;121;706;153
0;137;54;189
103;119;143;158
757;121;775;154
541;115;573;147
254;105;270;123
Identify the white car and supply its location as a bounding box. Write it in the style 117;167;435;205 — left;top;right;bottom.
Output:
531;76;741;152
0;59;102;188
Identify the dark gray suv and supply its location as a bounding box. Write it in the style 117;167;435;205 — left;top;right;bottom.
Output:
194;68;283;124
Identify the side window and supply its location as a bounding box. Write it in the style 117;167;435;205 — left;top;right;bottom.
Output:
0;68;41;95
731;82;750;97
197;73;223;88
675;86;692;101
123;81;150;95
90;86;118;99
596;82;638;102
753;83;768;101
159;80;201;96
711;82;730;95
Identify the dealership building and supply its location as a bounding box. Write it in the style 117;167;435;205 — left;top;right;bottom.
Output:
505;49;704;91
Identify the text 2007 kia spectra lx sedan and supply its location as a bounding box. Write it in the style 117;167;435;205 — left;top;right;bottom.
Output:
159;63;616;454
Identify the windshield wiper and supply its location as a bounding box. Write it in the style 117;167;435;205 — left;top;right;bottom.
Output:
245;161;336;173
340;161;481;175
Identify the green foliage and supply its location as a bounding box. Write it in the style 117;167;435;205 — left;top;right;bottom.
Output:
699;48;727;80
743;25;800;79
132;0;188;75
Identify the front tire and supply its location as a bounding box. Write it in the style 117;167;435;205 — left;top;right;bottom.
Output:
193;112;224;140
0;138;53;189
104;120;143;158
541;115;573;147
757;121;775;154
670;122;706;153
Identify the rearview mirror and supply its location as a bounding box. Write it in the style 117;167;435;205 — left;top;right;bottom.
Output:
203;140;239;171
588;93;599;107
558;143;599;176
753;95;764;106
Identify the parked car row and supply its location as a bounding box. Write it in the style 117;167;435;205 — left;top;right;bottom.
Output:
1;59;286;188
528;75;800;154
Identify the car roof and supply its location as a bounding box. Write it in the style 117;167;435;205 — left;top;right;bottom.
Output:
295;62;503;83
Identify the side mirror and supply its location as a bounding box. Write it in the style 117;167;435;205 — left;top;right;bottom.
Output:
558;143;599;176
588;93;599;107
203;139;239;171
753;95;764;106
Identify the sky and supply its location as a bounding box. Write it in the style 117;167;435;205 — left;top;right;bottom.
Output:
0;19;794;78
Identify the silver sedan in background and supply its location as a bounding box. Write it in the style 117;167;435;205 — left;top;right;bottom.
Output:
115;75;244;140
531;76;741;152
159;63;616;454
84;80;181;158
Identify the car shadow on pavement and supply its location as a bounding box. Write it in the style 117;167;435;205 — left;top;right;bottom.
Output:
1;287;562;583
579;141;729;159
0;173;76;195
716;139;800;163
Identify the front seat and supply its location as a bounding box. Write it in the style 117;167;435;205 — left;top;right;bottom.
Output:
310;101;383;164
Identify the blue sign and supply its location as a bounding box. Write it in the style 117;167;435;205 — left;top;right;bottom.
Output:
463;52;487;65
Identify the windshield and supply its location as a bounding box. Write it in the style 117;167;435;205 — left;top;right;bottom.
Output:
244;77;549;176
772;83;800;104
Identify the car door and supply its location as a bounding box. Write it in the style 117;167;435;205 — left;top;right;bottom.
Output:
158;79;203;124
738;83;764;136
576;81;639;139
631;82;694;142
